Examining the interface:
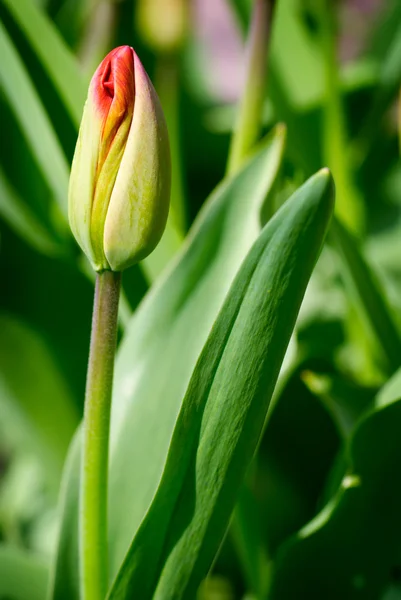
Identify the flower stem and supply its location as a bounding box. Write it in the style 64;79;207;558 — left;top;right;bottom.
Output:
316;0;364;235
226;0;275;176
80;270;121;600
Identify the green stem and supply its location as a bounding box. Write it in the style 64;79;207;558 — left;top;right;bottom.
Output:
317;0;364;235
80;270;121;600
78;255;131;329
226;0;275;176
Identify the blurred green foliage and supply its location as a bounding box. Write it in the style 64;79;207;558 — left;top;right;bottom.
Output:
0;0;400;598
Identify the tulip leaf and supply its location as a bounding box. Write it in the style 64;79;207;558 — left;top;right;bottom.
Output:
0;21;70;216
0;0;87;128
0;168;65;257
0;314;79;493
228;481;271;597
0;544;49;600
108;169;334;599
269;0;325;110
254;362;341;557
269;366;401;600
49;127;286;598
377;366;401;407
141;216;184;282
331;218;401;374
108;127;286;575
47;429;81;600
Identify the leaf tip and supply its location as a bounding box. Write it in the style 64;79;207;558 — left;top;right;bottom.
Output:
274;122;287;142
313;167;336;212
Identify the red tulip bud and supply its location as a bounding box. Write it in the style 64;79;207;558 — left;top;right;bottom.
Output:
69;46;171;272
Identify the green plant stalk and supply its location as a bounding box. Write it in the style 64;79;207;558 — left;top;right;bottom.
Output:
316;0;387;378
78;255;131;328
226;0;275;176
80;270;121;600
317;0;364;235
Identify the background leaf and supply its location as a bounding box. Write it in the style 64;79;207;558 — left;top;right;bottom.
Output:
269;367;401;600
0;544;49;600
47;429;81;600
0;314;79;493
1;1;400;598
0;0;87;127
331;218;401;374
0;168;65;257
0;21;70;217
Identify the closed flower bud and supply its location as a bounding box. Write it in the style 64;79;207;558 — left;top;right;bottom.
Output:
68;46;171;272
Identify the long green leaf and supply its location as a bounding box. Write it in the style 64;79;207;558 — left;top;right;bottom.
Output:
255;361;341;560
269;366;401;599
331;218;401;373
0;22;70;216
0;168;65;257
49;127;286;597
108;127;286;575
108;169;334;599
230;481;271;597
1;0;87;127
0;314;79;493
376;366;401;408
0;545;48;600
47;429;81;600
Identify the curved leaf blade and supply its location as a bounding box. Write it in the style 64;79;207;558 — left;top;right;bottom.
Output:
377;366;401;408
0;168;65;257
108;127;286;575
1;0;87;128
0;22;70;215
47;429;81;600
0;314;79;493
269;367;401;600
108;169;334;599
331;218;401;374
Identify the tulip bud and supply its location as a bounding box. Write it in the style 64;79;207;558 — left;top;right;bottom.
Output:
68;46;171;272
